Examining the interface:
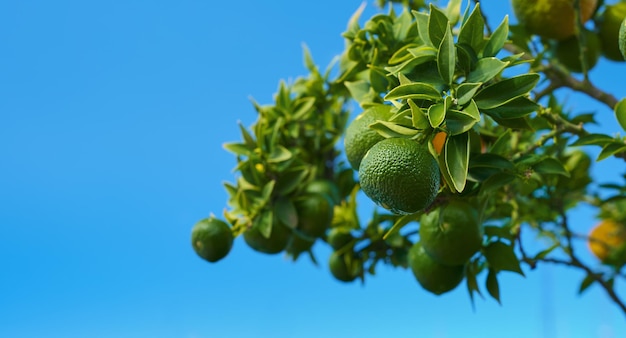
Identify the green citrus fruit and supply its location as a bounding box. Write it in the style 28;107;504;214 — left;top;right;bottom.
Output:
408;241;465;295
304;179;341;204
243;220;291;254
327;228;354;250
598;2;626;61
294;193;334;238
554;29;602;73
286;233;315;259
419;201;483;266
191;216;234;263
344;104;393;170
329;252;360;282
359;137;440;215
619;19;626;60
511;0;598;40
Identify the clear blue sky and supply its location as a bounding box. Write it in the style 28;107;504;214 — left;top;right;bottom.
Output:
1;1;625;337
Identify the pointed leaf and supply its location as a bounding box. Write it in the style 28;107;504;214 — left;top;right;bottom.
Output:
467;57;509;83
483;15;509;57
533;157;570;177
427;102;446;128
444;132;470;192
484;241;524;275
482;96;539;119
486;268;501;304
370;120;419;138
570;133;615;147
428;4;450;48
458;3;485;54
597;142;626;161
384;82;441;101
578;274;597;295
455;83;483;106
474;74;540;109
413;11;432;46
275;196;298;229
409;99;431;129
438;25;456;85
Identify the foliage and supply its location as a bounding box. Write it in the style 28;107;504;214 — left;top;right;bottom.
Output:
194;0;626;315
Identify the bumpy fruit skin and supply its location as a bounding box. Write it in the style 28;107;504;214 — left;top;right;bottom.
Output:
191;217;234;263
243;222;291;254
359;138;440;215
329;252;359;282
554;29;601;73
511;0;598;40
344;105;393;170
619;19;626;59
419;201;483;266
408;242;465;295
599;3;626;61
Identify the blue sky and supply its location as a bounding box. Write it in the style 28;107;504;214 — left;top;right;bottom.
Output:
1;1;625;337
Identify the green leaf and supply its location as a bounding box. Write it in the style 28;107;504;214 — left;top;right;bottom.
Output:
275;196;298;229
345;80;374;105
533;157;570;177
427;102;446;128
491;116;533;130
578;274;597;295
484;241;524;276
238;122;256;148
385;49;438;75
533;243;559;260
483;15;509;57
413;11;432;47
484;225;513;241
467;57;509;83
438;25;456;85
597;142;626;161
458;3;485;55
384;82;441;101
482;96;539;119
428;4;450;48
456;43;478;73
446;109;478;136
479;172;516;194
274;167;309;195
254;209;274;239
615;98;626;132
444;132;470;192
267;145;293;163
470;153;514;171
490;129;511;155
370;120;419;138
486;268;501;304
408;99;431;129
455;83;482;106
223;142;253;156
570;133;615;147
474;74;540;109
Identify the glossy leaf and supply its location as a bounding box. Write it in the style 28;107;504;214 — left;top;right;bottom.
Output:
482;96;539;119
428;102;446;128
484;241;524;276
438;25;456;85
385;82;441;101
370;120;419;138
275;196;298;229
483;15;509;57
570;133;615;147
597;142;626;161
428;4;450;48
455;83;482;106
467;57;509;83
474;74;540;109
533;157;570;177
458;3;485;55
408;99;431;129
444;132;470;192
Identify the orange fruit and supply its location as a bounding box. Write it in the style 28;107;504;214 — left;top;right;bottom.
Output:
588;220;626;264
511;0;598;40
432;131;447;155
